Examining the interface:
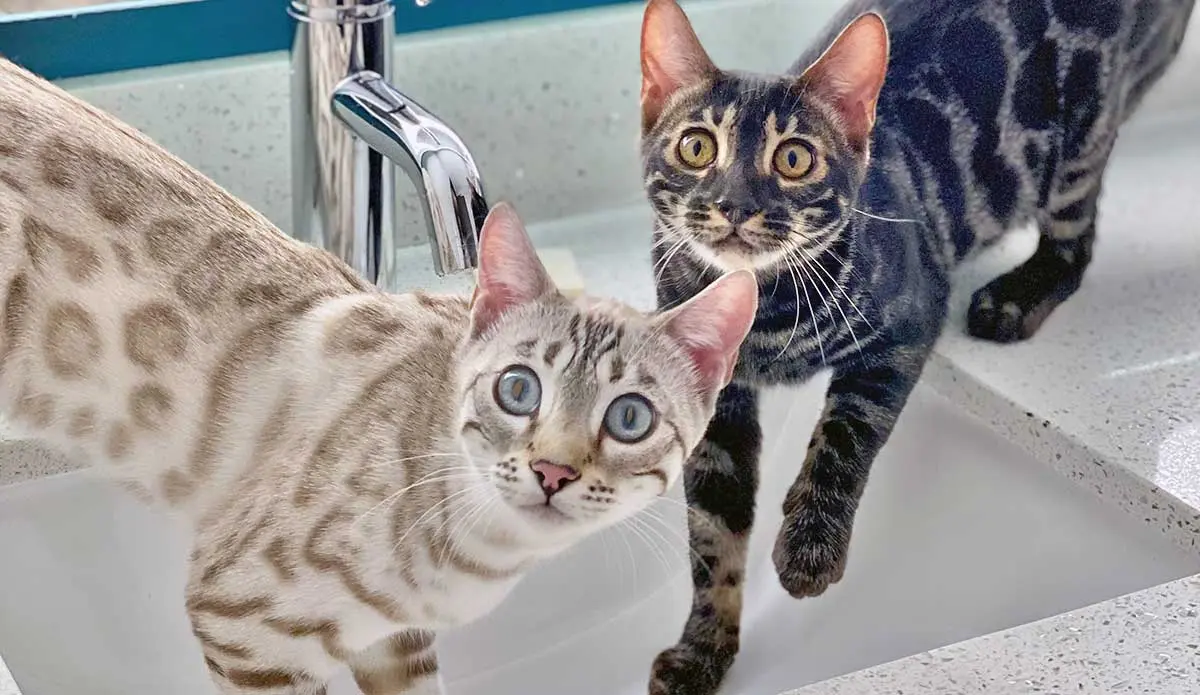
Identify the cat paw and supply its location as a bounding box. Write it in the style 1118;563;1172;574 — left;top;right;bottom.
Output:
966;286;1053;344
772;510;849;599
649;643;732;695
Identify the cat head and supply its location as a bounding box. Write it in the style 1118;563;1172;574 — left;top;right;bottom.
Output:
639;0;889;274
456;202;757;545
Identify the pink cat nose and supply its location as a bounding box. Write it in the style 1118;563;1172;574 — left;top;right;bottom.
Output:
530;460;580;496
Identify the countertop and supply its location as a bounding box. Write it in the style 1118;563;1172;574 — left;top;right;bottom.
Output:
3;87;1199;695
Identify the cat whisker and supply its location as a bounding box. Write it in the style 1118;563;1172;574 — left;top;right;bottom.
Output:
620;515;676;576
352;467;480;530
651;225;686;252
851;207;918;224
794;239;874;350
650;496;733;536
654;234;693;288
437;493;499;567
792;250;837;361
391;485;483;553
777;255;820;364
615;520;640;590
371;453;470;468
652;222;688;262
633;510;713;579
640;507;717;572
794;244;864;359
629;513;692;568
822;246;868;285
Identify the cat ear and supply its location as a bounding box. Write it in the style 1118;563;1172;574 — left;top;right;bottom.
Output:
640;0;718;130
470;202;557;339
799;12;890;147
658;269;758;392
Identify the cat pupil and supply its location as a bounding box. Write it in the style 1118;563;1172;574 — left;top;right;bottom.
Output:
512;380;525;400
691;141;702;156
623;406;636;427
787;151;797;167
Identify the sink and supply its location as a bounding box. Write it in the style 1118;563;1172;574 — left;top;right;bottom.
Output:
0;374;1195;695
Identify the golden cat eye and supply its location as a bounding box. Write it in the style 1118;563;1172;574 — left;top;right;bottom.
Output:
677;129;717;169
773;139;816;179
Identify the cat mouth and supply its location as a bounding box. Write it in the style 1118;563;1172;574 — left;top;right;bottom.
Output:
711;235;756;252
517;501;573;524
706;227;760;251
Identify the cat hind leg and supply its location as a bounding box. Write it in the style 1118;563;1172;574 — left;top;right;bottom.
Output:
967;150;1109;343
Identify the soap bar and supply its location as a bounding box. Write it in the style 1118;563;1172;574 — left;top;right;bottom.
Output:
537;248;585;299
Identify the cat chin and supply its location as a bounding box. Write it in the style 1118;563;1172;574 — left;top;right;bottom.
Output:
687;238;784;275
495;501;604;550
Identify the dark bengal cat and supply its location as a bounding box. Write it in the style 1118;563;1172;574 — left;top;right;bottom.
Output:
637;0;1195;692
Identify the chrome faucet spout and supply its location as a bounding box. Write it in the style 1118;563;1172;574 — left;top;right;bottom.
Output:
290;0;485;288
331;72;486;276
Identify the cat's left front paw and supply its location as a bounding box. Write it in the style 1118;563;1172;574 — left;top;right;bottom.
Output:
771;508;850;598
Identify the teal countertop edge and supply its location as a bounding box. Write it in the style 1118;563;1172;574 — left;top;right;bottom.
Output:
0;0;639;80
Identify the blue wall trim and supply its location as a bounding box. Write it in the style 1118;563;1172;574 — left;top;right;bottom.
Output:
0;0;639;80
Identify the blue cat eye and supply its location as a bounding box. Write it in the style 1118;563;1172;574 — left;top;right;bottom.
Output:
494;365;541;416
603;394;657;443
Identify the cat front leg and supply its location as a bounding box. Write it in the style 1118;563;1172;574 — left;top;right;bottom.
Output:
349;630;444;695
772;347;927;598
201;653;327;695
649;383;760;695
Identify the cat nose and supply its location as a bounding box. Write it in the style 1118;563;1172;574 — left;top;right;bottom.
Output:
530;460;580;496
715;200;754;225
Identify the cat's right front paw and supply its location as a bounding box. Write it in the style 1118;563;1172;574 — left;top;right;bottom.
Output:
649;642;732;695
772;506;850;599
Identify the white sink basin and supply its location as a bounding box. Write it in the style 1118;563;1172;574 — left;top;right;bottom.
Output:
1;379;1195;695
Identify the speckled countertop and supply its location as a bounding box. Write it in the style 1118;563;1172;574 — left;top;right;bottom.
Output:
789;575;1200;695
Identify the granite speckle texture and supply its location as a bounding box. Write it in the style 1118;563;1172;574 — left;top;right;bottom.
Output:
785;575;1200;695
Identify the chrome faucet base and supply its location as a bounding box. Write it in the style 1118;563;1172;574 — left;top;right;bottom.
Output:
290;0;485;287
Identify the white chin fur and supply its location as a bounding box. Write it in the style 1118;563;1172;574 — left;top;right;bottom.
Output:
686;238;776;274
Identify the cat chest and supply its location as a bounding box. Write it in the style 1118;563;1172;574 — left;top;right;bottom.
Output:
410;571;522;629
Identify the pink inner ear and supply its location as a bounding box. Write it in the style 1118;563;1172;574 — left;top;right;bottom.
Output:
640;0;716;128
470;203;556;338
801;12;890;145
660;270;758;391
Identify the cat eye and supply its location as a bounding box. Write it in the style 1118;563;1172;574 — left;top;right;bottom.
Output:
494;365;542;416
773;139;816;179
603;394;657;443
677;129;718;169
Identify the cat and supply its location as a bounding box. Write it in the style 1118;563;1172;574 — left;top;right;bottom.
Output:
0;57;761;694
636;0;1195;692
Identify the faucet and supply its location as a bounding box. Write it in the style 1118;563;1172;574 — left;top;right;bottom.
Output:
289;0;487;287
